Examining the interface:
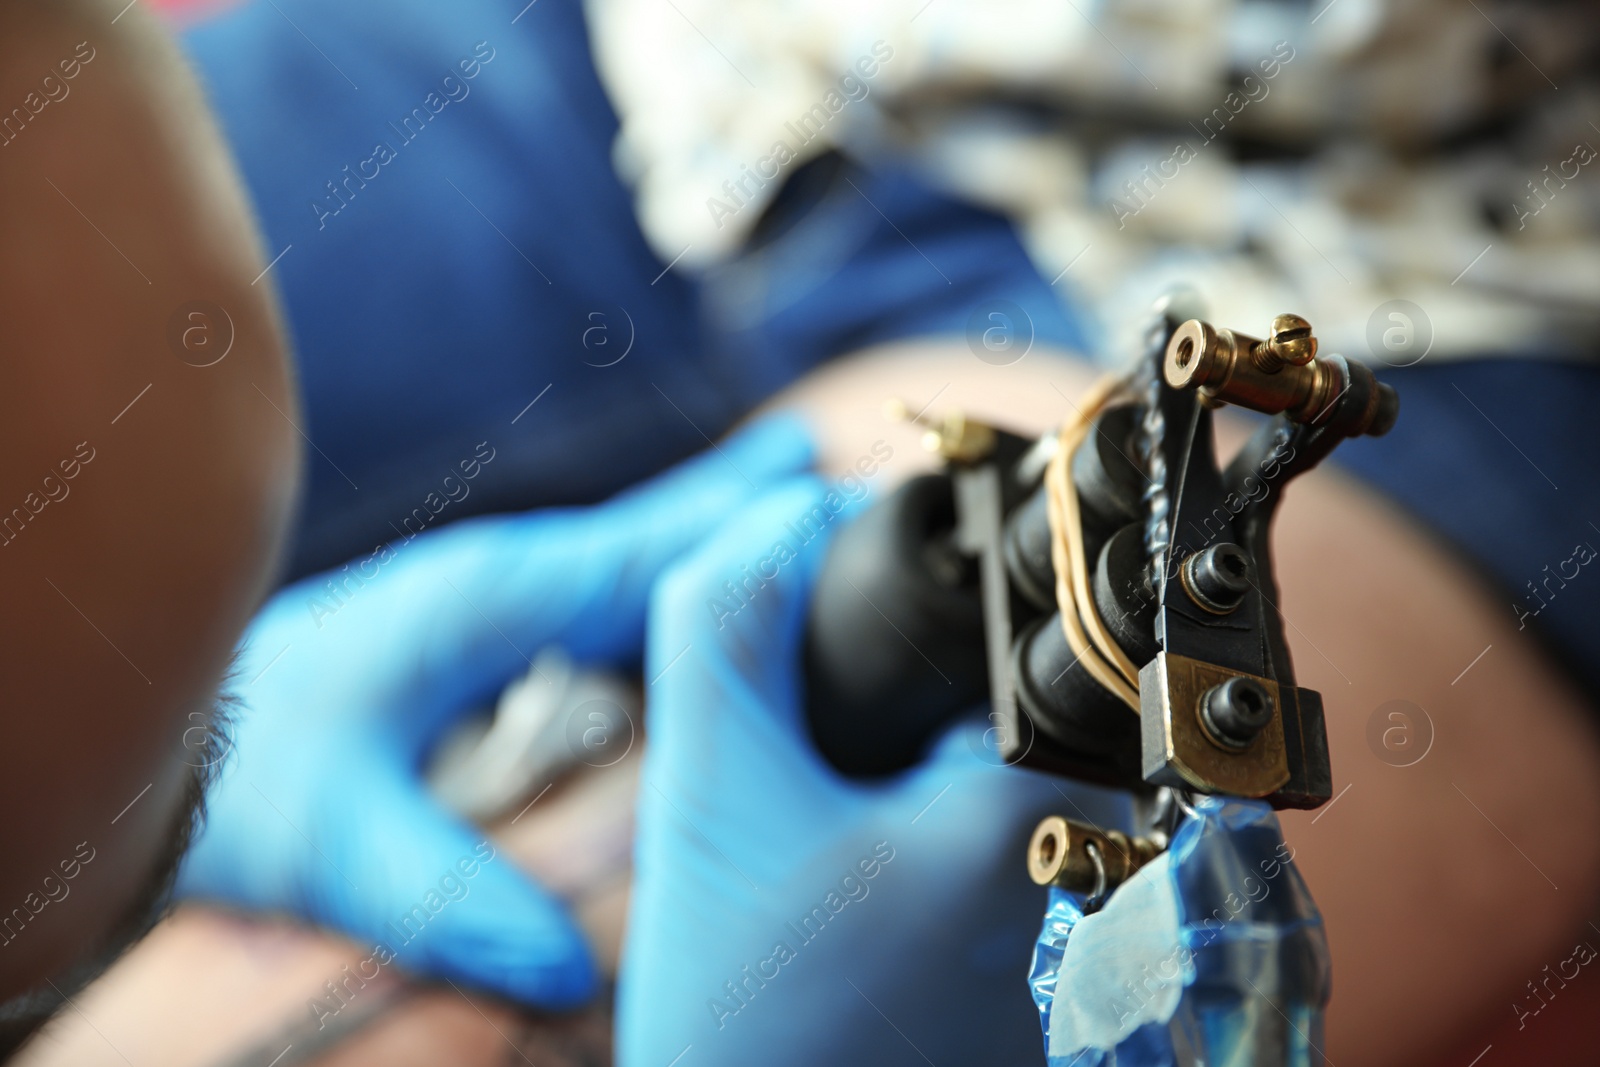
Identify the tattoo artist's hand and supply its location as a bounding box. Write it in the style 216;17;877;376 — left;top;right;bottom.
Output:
176;416;815;1007
620;477;1127;1065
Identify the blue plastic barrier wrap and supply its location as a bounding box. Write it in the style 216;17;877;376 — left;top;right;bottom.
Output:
1030;796;1331;1066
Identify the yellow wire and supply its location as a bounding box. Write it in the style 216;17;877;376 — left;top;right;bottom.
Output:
1042;376;1142;712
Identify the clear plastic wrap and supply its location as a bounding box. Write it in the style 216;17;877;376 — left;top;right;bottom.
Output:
1030;796;1331;1066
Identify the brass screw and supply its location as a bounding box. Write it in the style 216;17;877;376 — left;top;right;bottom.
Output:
1027;815;1163;894
1255;313;1317;373
884;398;997;463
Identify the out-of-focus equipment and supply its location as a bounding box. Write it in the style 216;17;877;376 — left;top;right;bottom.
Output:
803;298;1396;1062
428;648;639;821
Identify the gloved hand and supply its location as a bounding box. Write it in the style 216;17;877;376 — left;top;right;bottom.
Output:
177;415;815;1008
620;476;1128;1066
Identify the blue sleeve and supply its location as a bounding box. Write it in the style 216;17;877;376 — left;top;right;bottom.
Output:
181;0;1086;580
183;0;720;576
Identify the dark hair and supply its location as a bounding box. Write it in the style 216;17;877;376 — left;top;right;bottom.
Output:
0;688;238;1059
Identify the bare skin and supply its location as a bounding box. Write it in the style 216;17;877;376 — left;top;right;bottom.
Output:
767;341;1600;1066
0;0;299;1001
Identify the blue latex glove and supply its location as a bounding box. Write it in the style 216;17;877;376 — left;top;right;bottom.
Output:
620;477;1128;1066
177;416;815;1009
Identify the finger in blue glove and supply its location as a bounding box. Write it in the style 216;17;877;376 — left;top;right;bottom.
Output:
178;414;816;1010
623;474;1130;1065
